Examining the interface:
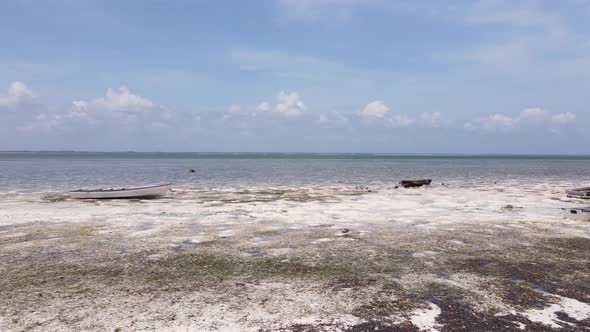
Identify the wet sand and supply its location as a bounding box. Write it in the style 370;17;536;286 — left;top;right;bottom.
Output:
1;186;589;331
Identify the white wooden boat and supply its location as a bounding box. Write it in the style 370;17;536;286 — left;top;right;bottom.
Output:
566;187;590;199
562;207;590;221
70;183;171;199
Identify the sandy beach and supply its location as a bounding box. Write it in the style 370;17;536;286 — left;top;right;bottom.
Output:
4;0;590;329
1;183;589;331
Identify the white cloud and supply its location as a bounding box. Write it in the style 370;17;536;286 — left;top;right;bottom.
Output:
551;112;576;124
468;113;514;131
517;107;576;126
257;102;270;112
250;92;306;117
386;114;414;128
360;100;415;127
466;108;578;132
18;108;94;134
19;86;171;135
485;114;514;128
518;107;547;121
332;111;349;123
317;111;349;125
227;104;242;113
318;114;329;124
72;86;155;113
360;100;389;119
276;91;306;116
420;112;442;126
0;81;36;110
8;82;35;100
464;122;476;131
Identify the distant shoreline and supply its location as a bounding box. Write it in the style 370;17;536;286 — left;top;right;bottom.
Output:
1;151;589;159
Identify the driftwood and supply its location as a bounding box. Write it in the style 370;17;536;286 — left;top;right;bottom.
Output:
399;179;432;188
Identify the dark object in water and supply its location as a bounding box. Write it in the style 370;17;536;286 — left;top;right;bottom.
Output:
355;185;370;191
501;204;522;210
399;179;432;188
189;169;196;173
566;187;590;199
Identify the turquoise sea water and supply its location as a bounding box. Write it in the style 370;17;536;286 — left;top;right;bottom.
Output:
1;152;589;192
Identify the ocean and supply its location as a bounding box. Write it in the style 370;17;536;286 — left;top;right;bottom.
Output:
1;152;589;192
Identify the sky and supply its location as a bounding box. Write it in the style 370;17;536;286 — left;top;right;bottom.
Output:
1;0;589;153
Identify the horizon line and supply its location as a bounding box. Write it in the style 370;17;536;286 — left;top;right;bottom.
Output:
1;150;589;157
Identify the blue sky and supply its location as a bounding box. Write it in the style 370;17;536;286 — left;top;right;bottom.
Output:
1;0;589;153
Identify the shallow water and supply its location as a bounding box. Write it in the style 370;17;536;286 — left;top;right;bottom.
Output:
2;153;589;227
1;152;589;191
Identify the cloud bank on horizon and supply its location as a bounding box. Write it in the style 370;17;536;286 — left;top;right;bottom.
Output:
0;0;588;153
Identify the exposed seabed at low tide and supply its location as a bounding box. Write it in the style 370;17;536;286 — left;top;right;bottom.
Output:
0;184;589;331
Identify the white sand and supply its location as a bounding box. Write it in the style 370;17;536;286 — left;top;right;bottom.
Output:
1;181;589;331
410;302;442;331
519;292;590;328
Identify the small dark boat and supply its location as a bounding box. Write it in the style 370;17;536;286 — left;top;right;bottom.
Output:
399;179;432;188
566;187;590;199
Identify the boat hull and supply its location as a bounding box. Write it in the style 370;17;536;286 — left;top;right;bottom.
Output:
566;187;590;199
562;207;590;221
399;179;432;188
70;184;170;199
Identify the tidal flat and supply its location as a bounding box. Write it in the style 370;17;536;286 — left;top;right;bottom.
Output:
1;186;589;331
